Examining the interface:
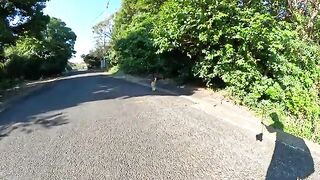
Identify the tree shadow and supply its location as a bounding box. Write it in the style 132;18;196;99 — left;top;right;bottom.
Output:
0;74;196;139
0;112;68;139
263;113;315;179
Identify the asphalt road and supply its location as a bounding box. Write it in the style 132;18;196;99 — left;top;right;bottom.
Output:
0;74;319;179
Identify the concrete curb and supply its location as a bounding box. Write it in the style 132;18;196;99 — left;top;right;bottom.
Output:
0;81;57;113
112;73;320;159
0;71;106;113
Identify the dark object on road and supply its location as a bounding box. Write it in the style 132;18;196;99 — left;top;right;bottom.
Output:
256;121;265;142
256;133;263;142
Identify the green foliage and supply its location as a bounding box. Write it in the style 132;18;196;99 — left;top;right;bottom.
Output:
110;0;320;142
0;0;50;79
3;18;77;80
0;0;50;47
109;0;194;77
152;0;320;141
0;0;77;81
81;51;101;69
107;65;120;75
83;15;114;69
111;13;159;74
4;36;44;79
92;15;113;57
42;17;77;76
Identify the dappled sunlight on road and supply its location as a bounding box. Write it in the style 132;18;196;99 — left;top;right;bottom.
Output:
0;74;195;139
0;73;319;179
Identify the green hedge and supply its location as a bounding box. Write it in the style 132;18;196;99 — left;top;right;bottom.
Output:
110;0;320;142
153;0;320;141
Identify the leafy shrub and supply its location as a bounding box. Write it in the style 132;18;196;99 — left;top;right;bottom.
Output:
111;13;159;74
111;0;320;142
81;53;101;69
153;0;320;142
2;18;76;80
4;36;44;79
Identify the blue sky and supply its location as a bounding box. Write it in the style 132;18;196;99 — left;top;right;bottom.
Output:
44;0;121;63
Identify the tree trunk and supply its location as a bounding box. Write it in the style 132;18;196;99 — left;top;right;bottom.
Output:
306;1;320;38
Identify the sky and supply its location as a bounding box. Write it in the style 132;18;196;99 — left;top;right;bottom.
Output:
44;0;121;63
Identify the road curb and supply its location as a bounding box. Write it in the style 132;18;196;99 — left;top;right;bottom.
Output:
0;72;110;114
0;80;57;114
112;73;320;159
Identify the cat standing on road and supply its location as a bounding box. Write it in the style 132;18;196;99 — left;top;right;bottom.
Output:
151;77;157;91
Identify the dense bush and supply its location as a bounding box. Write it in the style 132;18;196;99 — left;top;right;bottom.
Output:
2;18;76;80
110;0;320;142
81;55;100;69
154;0;320;141
4;36;43;79
111;13;159;74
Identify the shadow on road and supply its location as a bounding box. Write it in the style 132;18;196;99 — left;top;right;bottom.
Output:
0;74;196;139
0;112;68;139
0;73;317;179
264;113;315;179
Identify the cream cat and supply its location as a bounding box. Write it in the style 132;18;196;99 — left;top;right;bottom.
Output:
151;77;157;91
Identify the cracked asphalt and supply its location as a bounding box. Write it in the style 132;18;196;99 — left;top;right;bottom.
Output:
0;74;319;179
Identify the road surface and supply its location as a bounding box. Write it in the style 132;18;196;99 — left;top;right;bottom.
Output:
0;73;318;179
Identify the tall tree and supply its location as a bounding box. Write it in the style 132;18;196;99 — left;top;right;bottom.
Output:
241;0;320;40
92;15;114;59
4;17;77;79
42;17;77;75
81;50;102;69
0;0;49;46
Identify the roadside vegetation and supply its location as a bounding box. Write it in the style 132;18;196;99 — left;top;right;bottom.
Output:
81;15;113;69
90;0;320;142
0;0;77;90
1;0;320;143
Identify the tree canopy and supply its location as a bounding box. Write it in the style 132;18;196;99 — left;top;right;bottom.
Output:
0;0;49;48
82;14;115;69
1;0;77;80
92;15;113;60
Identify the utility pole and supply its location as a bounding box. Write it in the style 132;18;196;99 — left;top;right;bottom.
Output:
101;0;110;69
